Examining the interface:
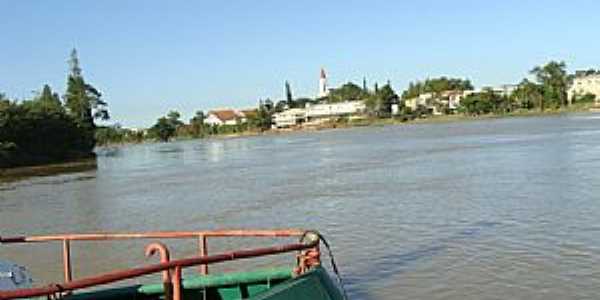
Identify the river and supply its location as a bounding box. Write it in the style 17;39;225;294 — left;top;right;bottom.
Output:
2;114;600;299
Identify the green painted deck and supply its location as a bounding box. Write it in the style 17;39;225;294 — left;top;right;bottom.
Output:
64;266;343;300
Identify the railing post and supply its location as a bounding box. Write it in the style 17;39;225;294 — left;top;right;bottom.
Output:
62;239;72;283
171;266;182;300
198;235;208;275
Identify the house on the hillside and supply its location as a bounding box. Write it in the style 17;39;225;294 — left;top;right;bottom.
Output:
204;109;245;126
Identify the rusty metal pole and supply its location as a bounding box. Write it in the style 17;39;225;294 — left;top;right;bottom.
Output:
198;235;208;275
62;239;72;283
171;266;182;300
145;242;173;300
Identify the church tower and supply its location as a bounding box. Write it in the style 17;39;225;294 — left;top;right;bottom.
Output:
318;68;329;98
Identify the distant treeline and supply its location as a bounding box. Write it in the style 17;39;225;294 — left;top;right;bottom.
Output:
0;49;109;168
5;56;597;159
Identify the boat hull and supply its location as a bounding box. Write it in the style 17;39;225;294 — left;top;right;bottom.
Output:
64;266;344;300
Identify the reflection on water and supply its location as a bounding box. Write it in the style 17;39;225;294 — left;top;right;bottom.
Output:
2;114;600;299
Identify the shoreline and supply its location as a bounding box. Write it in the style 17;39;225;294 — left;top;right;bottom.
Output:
0;158;97;183
98;104;597;147
6;104;597;177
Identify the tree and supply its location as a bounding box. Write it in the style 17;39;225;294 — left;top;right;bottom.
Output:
263;99;274;111
376;84;398;116
285;81;293;106
530;61;569;108
460;88;511;115
511;79;543;110
327;82;367;103
190;110;205;125
150;117;177;142
292;97;316;108
402;77;473;99
366;83;398;117
37;85;62;110
148;110;183;142
167;110;183;128
274;100;288;112
63;49;109;151
189;110;206;137
248;100;272;131
64;49;109;127
0;89;95;168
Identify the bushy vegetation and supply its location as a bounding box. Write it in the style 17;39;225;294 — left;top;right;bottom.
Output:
0;49;109;168
460;88;512;115
402;77;474;99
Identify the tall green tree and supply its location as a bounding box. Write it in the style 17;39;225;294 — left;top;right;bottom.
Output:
285;81;293;106
530;61;569;108
64;48;109;128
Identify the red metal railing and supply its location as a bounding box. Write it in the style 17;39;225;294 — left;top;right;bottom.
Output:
0;229;306;281
0;229;320;300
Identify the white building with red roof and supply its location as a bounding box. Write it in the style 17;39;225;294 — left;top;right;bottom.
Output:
204;109;246;126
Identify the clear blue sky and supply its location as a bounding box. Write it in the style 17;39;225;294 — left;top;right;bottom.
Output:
2;1;599;127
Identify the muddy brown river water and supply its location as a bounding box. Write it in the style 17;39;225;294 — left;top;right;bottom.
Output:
2;113;600;299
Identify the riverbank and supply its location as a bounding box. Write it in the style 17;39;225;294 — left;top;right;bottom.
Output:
7;103;596;178
98;102;598;146
0;158;97;183
346;102;598;128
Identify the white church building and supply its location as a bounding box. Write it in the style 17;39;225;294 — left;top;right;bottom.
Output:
318;68;330;98
272;68;366;128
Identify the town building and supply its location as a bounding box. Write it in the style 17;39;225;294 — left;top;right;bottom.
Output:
404;90;476;114
271;101;366;128
404;93;436;113
272;108;307;129
305;101;366;122
204;109;246;126
568;73;600;104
